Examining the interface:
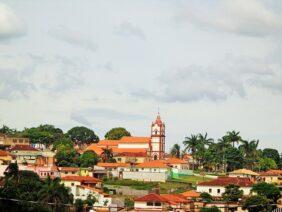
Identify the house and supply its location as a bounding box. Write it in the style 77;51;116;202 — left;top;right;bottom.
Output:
197;177;253;197
9;145;41;164
134;193;191;211
0;150;12;164
61;176;111;207
258;169;282;185
35;150;56;166
122;160;171;182
19;165;60;179
165;157;192;178
94;162;130;179
0;133;30;147
59;167;80;177
181;190;201;200
228;169;259;181
85;114;166;161
114;151;147;164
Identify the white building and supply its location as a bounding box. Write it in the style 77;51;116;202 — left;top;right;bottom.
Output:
122;160;170;182
196;177;253;197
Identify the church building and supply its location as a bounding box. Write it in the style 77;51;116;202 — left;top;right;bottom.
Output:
86;113;166;161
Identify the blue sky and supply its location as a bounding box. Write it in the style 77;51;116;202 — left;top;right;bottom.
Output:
0;0;281;151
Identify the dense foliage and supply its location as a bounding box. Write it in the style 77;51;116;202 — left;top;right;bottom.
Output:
0;163;73;211
67;126;99;145
222;184;243;202
104;127;131;140
243;195;270;212
251;182;281;203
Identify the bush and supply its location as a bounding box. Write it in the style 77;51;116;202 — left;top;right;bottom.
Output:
200;206;221;212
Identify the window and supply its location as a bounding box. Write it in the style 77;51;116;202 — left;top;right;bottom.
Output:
71;183;74;186
147;202;153;206
217;189;220;194
72;171;75;174
155;202;161;206
209;189;212;193
117;158;121;162
65;172;68;174
154;169;157;172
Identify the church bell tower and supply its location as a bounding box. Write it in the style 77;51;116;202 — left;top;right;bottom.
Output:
150;113;165;160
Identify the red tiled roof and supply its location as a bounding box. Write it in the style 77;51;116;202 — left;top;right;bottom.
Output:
59;167;80;172
85;144;103;155
135;193;168;202
98;140;119;147
0;150;10;157
119;136;151;143
165;157;187;164
61;176;101;183
161;194;189;204
10;145;38;152
115;152;147;157
181;190;200;198
198;177;253;187
136;160;168;168
259;169;282;176
97;162;130;168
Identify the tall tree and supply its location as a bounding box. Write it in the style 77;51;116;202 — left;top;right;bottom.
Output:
222;184;243;202
239;140;259;169
170;144;181;158
225;147;244;171
101;148;114;162
67;126;99;145
183;134;199;170
262;148;280;167
251;182;281;203
198;133;214;146
104;127;131;140
226;130;241;147
78;151;99;167
243;195;270;212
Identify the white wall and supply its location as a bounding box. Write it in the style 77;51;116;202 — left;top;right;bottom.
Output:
197;185;252;197
134;201;165;210
118;143;149;149
122;170;168;182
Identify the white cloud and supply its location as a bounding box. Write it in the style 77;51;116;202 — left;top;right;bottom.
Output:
49;26;97;51
177;0;282;37
0;3;26;39
115;21;146;40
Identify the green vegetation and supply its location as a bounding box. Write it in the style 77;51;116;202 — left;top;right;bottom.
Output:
251;182;281;203
243;195;270;212
170;144;181;158
67;126;99;145
200;206;221;212
77;151;99;167
256;157;277;171
200;192;213;203
222;184;243;202
0;163;73;211
104;127;131;140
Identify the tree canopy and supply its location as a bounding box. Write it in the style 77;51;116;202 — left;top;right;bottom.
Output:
104;127;131;140
222;184;243;202
262;148;280;167
251;182;281;203
67;126;99;145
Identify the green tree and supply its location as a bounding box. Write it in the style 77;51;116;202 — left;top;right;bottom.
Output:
52;137;74;150
198;133;214;146
104;127;131;140
170;144;181;158
262;148;280;167
200;206;221;212
78;151;99;167
225;147;244;171
183;134;198;170
101;148;114;162
21;124;64;146
124;198;134;208
75;199;84;212
0;125;19;136
222;184;243;202
257;158;277;171
55;144;78;167
38;176;73;207
67;126;99;145
243;195;270;212
251;182;281;202
84;194;96;207
200;192;213;203
239;140;259;169
226;130;241;147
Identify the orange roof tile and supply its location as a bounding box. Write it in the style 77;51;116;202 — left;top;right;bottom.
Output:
59;167;80;172
97;162;130;168
85;144;104;155
161;194;189;204
0;150;10;157
198;177;253;187
10;145;38;152
136;160;168;168
61;176;101;183
259;169;282;176
165;157;187;164
119;136;151;143
135;193;168;202
181;190;200;198
98;140;119;147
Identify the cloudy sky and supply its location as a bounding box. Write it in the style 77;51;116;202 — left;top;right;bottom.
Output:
0;0;282;151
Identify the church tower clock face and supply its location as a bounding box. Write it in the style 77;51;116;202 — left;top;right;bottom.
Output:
150;113;165;160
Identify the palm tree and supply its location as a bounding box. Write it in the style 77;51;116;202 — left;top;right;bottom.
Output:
38;176;73;208
239;139;259;169
226;130;242;147
170;144;181;158
101;147;114;162
198;133;214;146
183;134;199;170
217;136;231;173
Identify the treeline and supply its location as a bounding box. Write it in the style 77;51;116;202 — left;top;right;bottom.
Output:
170;131;281;172
0;124;131;167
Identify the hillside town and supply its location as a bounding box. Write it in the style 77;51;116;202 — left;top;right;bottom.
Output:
0;114;281;211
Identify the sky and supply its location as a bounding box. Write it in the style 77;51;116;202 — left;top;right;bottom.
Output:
0;0;281;151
